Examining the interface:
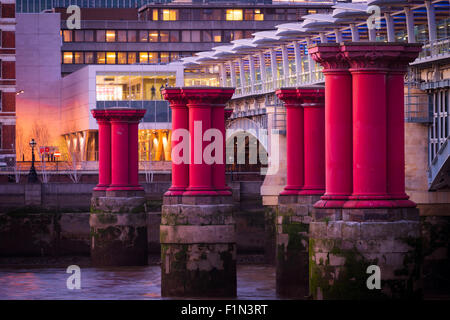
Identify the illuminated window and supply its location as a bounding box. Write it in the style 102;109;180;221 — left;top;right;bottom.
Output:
118;52;127;64
226;9;243;21
128;52;136;64
96;52;105;64
170;52;179;62
149;52;158;64
149;31;158;42
255;9;264;21
139;52;148;64
106;52;116;64
160;52;169;64
74;52;83;64
139;30;148;42
160;31;169;42
152;9;158;21
106;30;116;42
162;9;178;21
213;30;222;42
63;30;72;42
307;9;317;14
63;52;73;64
85;52;94;64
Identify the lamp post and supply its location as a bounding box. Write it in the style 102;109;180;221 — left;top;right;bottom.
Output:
28;138;39;183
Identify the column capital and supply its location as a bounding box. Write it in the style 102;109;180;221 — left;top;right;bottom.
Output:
276;88;301;107
297;86;325;106
182;87;235;106
340;42;406;71
388;43;422;73
106;109;146;123
91;109;110;122
309;44;349;72
162;87;186;108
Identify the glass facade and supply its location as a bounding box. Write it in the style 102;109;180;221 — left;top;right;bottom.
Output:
96;73;176;101
139;129;171;161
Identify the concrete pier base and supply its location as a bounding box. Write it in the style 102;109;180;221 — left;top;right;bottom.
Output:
160;195;236;297
89;191;148;266
309;207;422;300
276;194;321;298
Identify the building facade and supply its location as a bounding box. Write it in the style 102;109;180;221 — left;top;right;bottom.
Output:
0;0;16;166
58;3;333;75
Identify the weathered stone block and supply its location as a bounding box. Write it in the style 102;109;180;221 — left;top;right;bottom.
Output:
309;214;422;300
161;195;236;297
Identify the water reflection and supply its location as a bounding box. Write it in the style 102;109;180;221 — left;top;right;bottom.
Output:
0;265;275;300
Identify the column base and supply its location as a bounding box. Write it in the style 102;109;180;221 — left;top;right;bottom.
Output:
164;187;187;196
161;194;236;297
183;187;218;196
276;194;322;298
106;185;144;192
309;206;422;300
90;195;148;267
93;184;109;192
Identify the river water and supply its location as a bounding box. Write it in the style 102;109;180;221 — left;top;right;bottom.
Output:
0;264;276;300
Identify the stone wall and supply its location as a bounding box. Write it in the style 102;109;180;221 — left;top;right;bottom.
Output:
0;179;269;257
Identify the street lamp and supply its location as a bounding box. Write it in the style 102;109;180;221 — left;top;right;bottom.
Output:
28;138;39;183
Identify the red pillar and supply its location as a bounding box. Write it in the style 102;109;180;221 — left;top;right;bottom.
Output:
182;88;217;195
162;88;189;196
211;89;235;195
298;87;325;195
341;43;403;208
386;44;422;207
106;109;145;191
128;120;143;190
310;44;353;208
91;110;111;191
276;88;304;195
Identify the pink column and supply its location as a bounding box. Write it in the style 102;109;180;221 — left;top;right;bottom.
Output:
298;87;325;195
91;110;111;191
276;88;304;195
128;114;145;190
211;89;235;195
162;88;189;196
386;44;422;207
342;43;401;208
106;109;145;191
310;44;353;208
183;88;217;195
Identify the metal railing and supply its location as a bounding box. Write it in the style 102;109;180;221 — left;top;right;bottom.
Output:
232;68;325;99
416;37;450;62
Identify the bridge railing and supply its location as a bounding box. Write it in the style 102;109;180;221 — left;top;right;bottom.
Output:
232;69;325;99
416;37;450;62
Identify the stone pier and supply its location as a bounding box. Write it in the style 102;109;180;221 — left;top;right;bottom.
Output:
161;87;236;297
275;87;325;298
90;108;148;266
309;43;423;299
